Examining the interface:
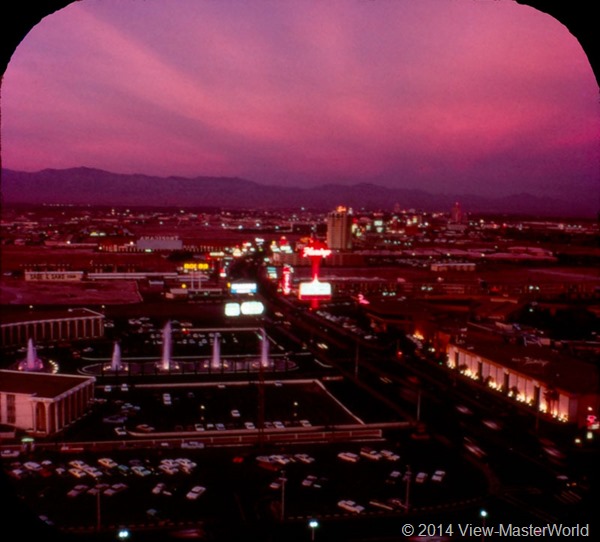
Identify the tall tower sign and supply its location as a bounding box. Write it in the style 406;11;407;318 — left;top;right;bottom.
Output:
298;239;332;307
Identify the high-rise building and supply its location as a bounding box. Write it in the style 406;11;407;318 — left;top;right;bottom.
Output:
327;206;353;251
450;202;463;224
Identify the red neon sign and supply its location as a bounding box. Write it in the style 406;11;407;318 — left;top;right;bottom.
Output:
302;247;332;258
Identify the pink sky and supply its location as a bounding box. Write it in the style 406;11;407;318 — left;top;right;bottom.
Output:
2;0;598;199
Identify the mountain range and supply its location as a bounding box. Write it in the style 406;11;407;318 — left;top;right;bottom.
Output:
1;167;595;217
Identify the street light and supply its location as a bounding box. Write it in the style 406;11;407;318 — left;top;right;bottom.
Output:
480;509;488;542
404;465;412;511
308;519;319;541
280;469;287;521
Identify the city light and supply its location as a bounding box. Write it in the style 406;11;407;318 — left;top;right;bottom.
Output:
298;280;332;300
229;282;258;294
1;134;598;538
224;303;241;317
240;301;265;315
302;247;332;258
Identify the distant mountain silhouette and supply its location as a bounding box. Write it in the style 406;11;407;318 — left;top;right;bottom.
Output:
1;167;594;217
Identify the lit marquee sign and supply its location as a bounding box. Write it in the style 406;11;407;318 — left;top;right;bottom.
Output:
224;301;265;317
230;282;258;294
281;265;293;296
240;301;265;315
302;247;332;258
299;239;331;306
298;279;332;300
224;302;241;317
357;293;370;305
183;262;210;271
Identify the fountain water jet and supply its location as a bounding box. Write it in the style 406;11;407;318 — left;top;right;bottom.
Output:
158;321;174;371
260;329;270;368
110;341;124;372
211;333;221;370
18;338;44;372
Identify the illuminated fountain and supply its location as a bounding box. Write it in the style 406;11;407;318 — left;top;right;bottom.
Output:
211;332;221;370
260;328;271;368
156;321;179;372
18;338;45;372
103;341;128;373
80;325;296;377
162;322;172;371
111;342;122;372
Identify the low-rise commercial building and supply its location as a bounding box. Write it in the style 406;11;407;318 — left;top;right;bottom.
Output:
0;370;95;436
447;330;600;427
0;308;105;348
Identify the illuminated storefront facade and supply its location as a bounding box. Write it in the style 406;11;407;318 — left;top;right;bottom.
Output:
447;337;599;427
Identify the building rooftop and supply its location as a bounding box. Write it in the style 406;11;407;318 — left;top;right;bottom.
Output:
0;370;95;398
457;330;599;395
0;307;104;326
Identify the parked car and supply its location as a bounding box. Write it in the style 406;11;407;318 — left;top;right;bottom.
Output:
152;482;166;495
360;447;382;461
135;424;155;433
69;468;87;479
380;449;400;461
104;483;128;497
294;453;315;464
337;452;359;463
181;441;204;449
337;500;365;513
132;466;152;477
415;472;428;484
98;458;117;469
432;470;446;482
158;464;178;475
186;485;206;500
301;475;318;487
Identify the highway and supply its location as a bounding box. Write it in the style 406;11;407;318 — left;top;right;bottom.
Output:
257;282;596;529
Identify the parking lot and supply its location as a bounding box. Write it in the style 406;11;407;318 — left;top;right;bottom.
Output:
80;379;365;441
2;429;486;536
0;369;489;540
1;312;492;540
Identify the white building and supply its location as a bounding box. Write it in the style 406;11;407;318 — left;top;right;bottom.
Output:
0;370;95;436
0;307;105;348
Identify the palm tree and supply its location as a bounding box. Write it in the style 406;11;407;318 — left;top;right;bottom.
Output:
544;387;559;416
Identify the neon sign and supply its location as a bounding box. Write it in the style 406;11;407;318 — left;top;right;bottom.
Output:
302;247;332;258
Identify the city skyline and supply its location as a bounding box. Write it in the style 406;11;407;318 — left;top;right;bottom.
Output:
1;0;599;203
